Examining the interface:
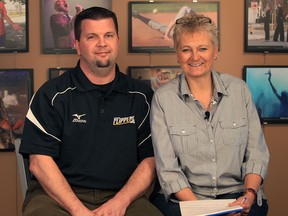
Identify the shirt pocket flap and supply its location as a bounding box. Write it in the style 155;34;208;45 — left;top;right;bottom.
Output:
220;118;247;129
169;125;197;136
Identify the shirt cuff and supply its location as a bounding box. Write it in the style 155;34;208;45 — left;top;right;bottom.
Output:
242;162;267;180
162;178;190;198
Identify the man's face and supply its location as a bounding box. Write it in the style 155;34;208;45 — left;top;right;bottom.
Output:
54;0;69;13
75;18;119;71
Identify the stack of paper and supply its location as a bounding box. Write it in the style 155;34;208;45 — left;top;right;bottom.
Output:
180;199;243;216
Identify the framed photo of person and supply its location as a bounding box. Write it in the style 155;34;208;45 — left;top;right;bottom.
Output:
0;68;33;151
48;67;72;79
0;0;29;53
243;65;288;124
127;66;182;91
128;1;220;53
41;0;112;54
244;0;288;53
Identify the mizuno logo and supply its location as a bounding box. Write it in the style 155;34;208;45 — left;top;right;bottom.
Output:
72;113;87;123
113;116;135;125
72;114;86;119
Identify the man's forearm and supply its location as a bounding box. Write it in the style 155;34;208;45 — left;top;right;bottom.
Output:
29;155;90;215
112;157;156;206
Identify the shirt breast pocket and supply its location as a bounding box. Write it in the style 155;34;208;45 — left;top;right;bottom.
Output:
220;118;248;146
168;125;198;153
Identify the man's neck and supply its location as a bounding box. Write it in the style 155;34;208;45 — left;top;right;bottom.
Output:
81;63;116;85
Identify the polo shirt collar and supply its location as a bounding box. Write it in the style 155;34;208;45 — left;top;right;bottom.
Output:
72;61;129;94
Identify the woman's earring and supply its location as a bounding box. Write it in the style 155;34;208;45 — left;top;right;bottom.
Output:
214;56;217;60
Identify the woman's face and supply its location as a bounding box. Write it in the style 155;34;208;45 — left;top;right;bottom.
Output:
176;31;218;79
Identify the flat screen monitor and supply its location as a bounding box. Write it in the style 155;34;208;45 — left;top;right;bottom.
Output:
243;66;288;124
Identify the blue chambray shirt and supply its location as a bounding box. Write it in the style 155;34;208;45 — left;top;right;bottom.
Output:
150;70;270;201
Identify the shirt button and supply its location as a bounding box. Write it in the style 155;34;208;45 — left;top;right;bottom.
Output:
210;140;213;144
212;158;216;162
212;177;216;180
100;108;104;113
182;129;185;134
233;122;236;126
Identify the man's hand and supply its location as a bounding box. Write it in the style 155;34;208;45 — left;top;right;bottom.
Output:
93;196;129;216
71;208;97;216
91;157;156;216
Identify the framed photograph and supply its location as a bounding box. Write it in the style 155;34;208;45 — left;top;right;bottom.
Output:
48;67;72;79
0;69;33;151
244;0;288;53
127;66;182;91
243;65;288;124
0;0;28;53
128;1;220;53
41;0;112;54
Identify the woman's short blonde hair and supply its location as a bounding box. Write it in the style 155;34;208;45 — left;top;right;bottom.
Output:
173;14;218;49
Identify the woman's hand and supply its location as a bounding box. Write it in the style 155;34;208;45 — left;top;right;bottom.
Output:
227;195;254;216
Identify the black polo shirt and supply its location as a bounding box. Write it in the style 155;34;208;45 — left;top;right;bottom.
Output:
20;63;154;190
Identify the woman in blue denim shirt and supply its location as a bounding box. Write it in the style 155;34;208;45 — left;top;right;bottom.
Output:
150;14;270;216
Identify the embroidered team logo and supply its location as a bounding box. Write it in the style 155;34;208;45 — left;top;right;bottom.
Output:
72;113;87;123
113;116;135;125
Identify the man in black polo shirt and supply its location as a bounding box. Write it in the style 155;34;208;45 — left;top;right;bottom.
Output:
20;7;163;216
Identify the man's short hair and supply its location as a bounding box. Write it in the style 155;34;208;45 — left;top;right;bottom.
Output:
74;7;119;41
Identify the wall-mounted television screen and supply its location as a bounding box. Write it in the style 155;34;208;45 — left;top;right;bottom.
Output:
243;66;288;124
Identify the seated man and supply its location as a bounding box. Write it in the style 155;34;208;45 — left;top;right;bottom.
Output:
20;6;163;216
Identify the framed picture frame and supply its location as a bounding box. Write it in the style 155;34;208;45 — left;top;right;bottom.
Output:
48;67;72;79
243;65;288;124
244;0;288;53
0;0;29;53
128;1;220;53
41;0;112;54
127;65;182;91
0;68;33;151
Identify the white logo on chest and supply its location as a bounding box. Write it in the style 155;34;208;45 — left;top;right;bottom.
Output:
72;113;87;123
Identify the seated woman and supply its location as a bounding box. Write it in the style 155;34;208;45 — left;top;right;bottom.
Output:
150;14;270;216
